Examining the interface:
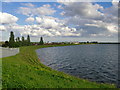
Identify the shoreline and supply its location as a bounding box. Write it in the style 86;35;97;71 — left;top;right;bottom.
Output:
2;44;115;88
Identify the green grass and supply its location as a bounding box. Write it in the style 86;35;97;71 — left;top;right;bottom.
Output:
2;45;115;88
0;58;2;89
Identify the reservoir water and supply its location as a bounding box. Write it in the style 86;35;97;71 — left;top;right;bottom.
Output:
36;44;118;84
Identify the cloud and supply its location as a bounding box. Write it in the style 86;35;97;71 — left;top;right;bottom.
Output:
35;16;79;35
106;23;118;33
59;2;104;19
36;16;60;28
31;16;81;37
17;3;56;16
25;17;35;22
57;5;64;9
67;16;118;37
21;3;35;7
0;12;18;24
2;15;80;37
12;24;80;37
1;2;118;40
59;2;118;37
0;25;6;31
57;0;97;3
112;0;119;6
104;3;118;15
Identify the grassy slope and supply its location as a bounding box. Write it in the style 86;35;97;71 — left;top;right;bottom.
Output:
2;45;115;88
0;58;2;89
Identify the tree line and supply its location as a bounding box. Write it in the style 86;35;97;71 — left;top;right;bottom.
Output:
2;31;44;48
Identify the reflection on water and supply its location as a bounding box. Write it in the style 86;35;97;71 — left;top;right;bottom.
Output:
36;44;118;84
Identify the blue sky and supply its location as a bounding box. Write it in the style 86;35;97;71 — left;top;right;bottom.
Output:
0;1;118;42
2;2;112;25
2;2;64;25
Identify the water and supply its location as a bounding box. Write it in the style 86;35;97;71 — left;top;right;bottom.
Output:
36;44;118;85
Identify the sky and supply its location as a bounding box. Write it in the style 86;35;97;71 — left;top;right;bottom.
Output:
0;0;119;42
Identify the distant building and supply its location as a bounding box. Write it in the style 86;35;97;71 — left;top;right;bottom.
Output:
73;42;79;44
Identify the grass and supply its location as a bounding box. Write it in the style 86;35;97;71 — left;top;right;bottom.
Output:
0;58;2;89
2;45;115;88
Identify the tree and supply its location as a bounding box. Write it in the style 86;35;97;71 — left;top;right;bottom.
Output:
18;37;20;42
2;41;9;47
27;35;30;43
15;38;17;42
16;37;20;42
15;37;21;47
9;31;15;48
39;37;44;45
27;35;31;46
21;36;25;46
22;36;24;42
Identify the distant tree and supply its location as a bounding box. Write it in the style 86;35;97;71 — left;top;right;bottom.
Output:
39;37;44;45
15;38;18;42
2;41;9;47
21;36;25;46
18;37;22;46
87;41;89;43
22;36;24;42
24;40;28;46
9;31;15;48
27;35;31;46
27;35;30;43
15;37;21;47
17;37;20;42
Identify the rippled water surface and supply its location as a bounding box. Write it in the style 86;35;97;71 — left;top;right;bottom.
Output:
36;44;118;84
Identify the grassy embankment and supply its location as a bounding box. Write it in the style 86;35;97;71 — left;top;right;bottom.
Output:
0;57;2;89
2;45;115;88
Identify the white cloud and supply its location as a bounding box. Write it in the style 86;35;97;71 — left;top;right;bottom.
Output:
112;0;119;6
36;5;56;16
59;2;118;37
36;17;42;23
25;17;34;22
0;25;6;31
57;5;64;9
36;16;60;28
57;0;97;3
19;24;80;37
59;2;104;19
0;12;18;24
1;2;118;40
85;24;101;28
2;15;80;37
22;3;35;7
106;23;118;33
17;3;56;16
17;7;33;16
